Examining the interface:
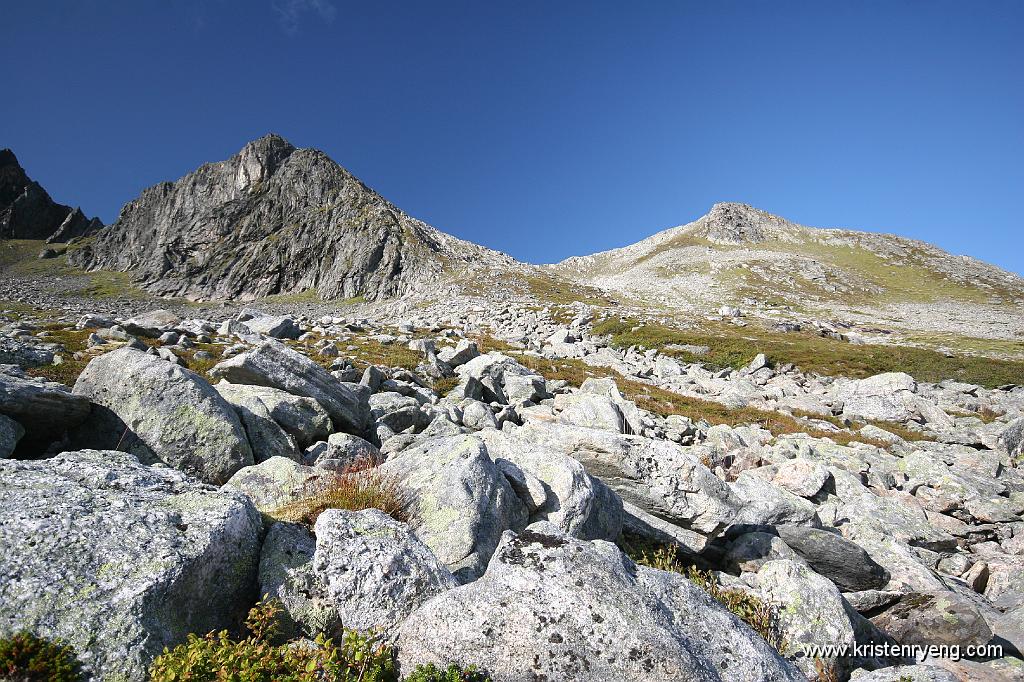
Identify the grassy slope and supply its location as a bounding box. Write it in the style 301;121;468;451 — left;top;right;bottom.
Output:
592;317;1024;389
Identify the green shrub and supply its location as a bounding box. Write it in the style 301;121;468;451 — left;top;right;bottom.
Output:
403;662;491;682
149;598;396;682
0;631;81;682
620;539;787;654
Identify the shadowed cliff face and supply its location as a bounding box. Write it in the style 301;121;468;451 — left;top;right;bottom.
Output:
67;134;511;302
0;149;101;242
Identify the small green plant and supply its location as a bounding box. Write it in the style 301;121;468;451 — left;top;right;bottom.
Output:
0;631;81;682
620;539;787;654
269;467;411;525
403;662;491;682
149;598;396;682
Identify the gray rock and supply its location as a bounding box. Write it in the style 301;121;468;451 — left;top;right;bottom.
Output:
730;471;821;527
0;450;262;680
380;435;528;581
304;432;382;471
223;456;323;513
397;524;803;681
516;422;741;535
849;665;959;681
838;372;919;422
479;429;623;541
771;457;831;498
775;525;891;592
312;509;458;635
258;522;338;639
0;413;24;457
0;369;89;442
216;385;301;463
869;592;993;648
216;382;331;449
122;309;182;338
209;341;369;435
997;417;1024;460
370;391;428;434
756;559;873;679
72;348;253;484
437;339;479;367
460;399;497;430
0;336;56;367
555;393;625;433
725;532;801;573
244;315;301;339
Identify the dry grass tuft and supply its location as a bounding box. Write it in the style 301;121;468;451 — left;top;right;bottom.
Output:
269;466;411;526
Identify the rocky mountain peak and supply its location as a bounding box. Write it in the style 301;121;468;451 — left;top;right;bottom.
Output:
67;135;511;302
0;148;21;169
234;134;297;192
697;202;794;244
0;148;102;242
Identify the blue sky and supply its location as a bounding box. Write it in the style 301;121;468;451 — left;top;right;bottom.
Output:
2;1;1022;273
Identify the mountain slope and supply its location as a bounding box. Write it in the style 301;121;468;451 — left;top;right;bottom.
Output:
68;135;514;302
551;202;1024;336
0;149;102;242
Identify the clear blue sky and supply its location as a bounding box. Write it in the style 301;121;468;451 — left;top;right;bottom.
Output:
2;1;1022;273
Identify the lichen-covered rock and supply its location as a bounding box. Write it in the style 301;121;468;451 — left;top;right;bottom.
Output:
72;347;253;484
555;393;626;432
837;373;919;423
312;509;457;635
479;429;623;541
216;381;331;449
304;432;382;471
397;523;804;681
380;435;528;582
755;559;878;679
0;449;263;680
223;456;324;513
0;413;24;457
209;341;369;435
258;522;339;639
217;384;301;463
515;422;742;535
849;665;959;681
869;592;993;648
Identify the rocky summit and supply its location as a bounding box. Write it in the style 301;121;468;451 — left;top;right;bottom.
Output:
65;134;514;302
1;136;1023;682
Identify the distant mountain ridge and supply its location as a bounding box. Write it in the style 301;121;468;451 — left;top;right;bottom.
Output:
67;134;514;301
551;202;1024;320
0;149;102;242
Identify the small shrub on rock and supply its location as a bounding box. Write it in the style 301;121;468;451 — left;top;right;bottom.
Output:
0;631;81;682
271;467;411;525
622;540;788;653
403;662;491;682
149;598;396;682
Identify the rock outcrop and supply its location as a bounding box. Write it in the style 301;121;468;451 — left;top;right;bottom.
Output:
0;148;101;241
66;134;513;301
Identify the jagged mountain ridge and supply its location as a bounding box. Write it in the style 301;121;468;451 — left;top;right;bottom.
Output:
0;149;102;242
551;202;1024;319
68;134;515;302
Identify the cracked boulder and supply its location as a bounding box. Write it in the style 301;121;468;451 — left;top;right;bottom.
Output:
396;523;803;681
